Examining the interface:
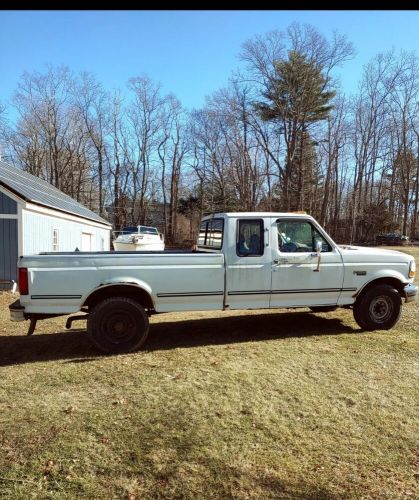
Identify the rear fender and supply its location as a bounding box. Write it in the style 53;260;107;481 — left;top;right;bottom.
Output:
82;278;154;309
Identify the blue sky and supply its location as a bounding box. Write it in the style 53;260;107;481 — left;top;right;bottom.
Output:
1;10;419;113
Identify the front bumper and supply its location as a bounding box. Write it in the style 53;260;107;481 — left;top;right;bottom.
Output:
404;283;418;303
9;299;25;322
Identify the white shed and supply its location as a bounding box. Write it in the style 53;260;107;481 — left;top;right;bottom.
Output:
0;161;111;288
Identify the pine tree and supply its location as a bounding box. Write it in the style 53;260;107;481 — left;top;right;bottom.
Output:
255;50;335;211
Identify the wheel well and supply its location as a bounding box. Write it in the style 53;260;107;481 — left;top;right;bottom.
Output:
355;277;405;302
83;285;154;311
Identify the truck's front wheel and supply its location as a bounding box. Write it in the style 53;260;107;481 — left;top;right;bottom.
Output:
353;284;401;330
88;297;149;354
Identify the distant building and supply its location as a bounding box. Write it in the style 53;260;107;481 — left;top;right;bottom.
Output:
0;161;111;289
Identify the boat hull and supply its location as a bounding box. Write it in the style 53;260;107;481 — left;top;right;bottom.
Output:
112;241;165;251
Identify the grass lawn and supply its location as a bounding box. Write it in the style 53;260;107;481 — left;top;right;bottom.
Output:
0;247;418;499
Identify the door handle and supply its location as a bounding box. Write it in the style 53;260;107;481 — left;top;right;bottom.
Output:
272;258;289;265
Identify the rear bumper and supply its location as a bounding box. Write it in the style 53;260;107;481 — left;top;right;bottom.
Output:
9;299;25;322
404;283;418;303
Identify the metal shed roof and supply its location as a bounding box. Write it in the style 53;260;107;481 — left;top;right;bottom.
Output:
0;161;111;226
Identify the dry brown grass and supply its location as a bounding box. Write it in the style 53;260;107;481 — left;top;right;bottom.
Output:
0;246;418;498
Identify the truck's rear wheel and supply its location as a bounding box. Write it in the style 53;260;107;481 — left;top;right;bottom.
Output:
353;284;401;330
88;297;149;353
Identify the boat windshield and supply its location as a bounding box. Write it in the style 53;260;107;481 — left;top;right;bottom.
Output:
115;226;159;236
121;226;138;234
139;226;159;235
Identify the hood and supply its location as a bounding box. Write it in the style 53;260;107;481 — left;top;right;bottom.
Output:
338;244;413;264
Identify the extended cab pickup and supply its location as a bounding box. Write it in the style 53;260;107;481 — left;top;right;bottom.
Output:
10;212;417;353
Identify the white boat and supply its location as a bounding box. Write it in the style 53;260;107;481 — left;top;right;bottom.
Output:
112;225;165;251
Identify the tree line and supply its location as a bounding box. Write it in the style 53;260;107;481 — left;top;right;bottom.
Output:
1;23;418;244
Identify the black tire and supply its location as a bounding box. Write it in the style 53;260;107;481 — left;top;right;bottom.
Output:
353;284;401;331
309;306;337;313
88;296;149;354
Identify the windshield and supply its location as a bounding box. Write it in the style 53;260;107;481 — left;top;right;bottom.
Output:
121;226;138;234
117;226;159;235
139;226;159;235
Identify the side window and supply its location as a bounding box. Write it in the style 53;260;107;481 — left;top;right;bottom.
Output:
197;218;224;249
277;220;331;253
207;219;223;248
237;219;264;257
197;221;207;246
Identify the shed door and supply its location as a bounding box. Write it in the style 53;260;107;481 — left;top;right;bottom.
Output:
81;232;92;251
0;219;18;285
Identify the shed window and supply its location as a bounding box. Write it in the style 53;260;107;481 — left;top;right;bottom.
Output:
52;229;59;252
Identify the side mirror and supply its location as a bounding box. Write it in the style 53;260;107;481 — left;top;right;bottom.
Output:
315;240;322;254
314;240;322;272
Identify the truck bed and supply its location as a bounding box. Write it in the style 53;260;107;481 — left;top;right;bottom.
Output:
19;251;225;314
38;249;208;255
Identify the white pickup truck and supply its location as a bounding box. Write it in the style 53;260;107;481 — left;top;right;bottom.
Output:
9;212;417;353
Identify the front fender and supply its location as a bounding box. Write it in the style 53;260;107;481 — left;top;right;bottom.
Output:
353;269;408;297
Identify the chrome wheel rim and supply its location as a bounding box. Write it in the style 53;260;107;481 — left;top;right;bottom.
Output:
369;295;393;323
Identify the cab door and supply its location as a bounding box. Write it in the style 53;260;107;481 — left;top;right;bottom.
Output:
269;218;344;307
225;218;272;309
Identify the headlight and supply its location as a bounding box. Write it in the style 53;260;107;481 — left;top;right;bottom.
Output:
409;260;416;278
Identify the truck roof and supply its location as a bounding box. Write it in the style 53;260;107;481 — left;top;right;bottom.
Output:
203;212;313;219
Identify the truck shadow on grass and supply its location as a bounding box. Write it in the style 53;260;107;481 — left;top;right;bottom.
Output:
146;311;357;352
0;311;358;367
